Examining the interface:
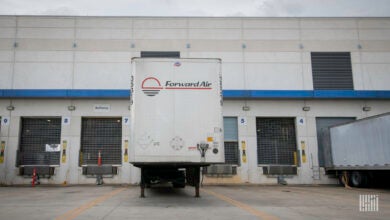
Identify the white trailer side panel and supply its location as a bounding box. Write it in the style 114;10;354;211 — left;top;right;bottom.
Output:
330;113;390;168
130;58;224;164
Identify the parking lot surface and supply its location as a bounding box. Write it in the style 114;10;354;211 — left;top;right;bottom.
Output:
0;184;389;220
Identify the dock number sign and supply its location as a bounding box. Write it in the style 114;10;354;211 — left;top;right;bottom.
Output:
2;117;10;126
297;117;305;126
239;117;247;126
123;117;130;125
62;117;70;125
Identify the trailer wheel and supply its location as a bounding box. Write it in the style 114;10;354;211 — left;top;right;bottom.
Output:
140;168;146;198
349;171;368;187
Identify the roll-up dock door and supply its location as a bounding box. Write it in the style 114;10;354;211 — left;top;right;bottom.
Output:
256;118;297;175
17;117;61;176
80;118;122;175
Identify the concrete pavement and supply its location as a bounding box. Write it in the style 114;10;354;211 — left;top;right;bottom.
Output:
0;185;389;220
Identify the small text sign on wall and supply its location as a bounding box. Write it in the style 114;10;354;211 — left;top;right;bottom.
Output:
94;104;111;113
2;117;10;126
123;117;130;125
239;116;247;126
297;117;305;126
62;117;70;125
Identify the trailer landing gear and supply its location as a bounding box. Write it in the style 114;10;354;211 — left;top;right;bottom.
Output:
140;168;146;198
195;183;200;197
194;167;200;198
186;167;201;197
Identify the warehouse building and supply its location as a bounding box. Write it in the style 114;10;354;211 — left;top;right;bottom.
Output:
0;16;389;185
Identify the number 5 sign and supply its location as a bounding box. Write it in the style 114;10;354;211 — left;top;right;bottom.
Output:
239;116;247;126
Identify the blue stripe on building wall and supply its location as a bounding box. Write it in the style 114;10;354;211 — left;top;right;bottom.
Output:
0;89;390;99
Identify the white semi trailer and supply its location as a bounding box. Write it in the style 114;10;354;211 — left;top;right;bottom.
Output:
130;58;224;197
325;113;390;187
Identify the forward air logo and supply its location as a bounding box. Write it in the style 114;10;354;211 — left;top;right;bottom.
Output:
142;77;212;97
142;77;163;97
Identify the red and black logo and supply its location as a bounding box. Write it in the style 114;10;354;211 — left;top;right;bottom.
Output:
142;77;212;97
141;77;163;97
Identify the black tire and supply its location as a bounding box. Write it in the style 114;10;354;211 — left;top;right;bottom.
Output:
349;171;368;187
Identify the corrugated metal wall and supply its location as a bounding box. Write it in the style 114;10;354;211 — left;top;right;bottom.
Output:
311;52;354;90
140;51;180;58
316;117;355;167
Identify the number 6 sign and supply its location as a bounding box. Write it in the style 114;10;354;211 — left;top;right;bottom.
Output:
2;117;10;126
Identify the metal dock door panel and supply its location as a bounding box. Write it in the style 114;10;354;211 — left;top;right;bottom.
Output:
256;118;297;166
18;118;61;166
80;118;122;166
223;117;240;165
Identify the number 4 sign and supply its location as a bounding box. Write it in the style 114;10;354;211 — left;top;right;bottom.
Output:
297;117;305;126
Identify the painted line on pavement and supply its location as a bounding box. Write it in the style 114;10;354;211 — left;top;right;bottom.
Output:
202;188;279;220
55;187;126;220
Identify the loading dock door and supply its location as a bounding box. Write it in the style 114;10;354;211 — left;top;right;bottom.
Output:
316;117;355;167
224;117;240;165
205;117;239;175
80;118;122;166
256;118;297;165
18;118;61;166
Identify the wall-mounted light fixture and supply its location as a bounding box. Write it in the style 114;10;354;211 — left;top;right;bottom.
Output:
302;106;310;111
131;43;135;48
14;42;18;48
68;105;76;111
6;105;15;111
299;43;304;49
362;106;371;112
242;43;246;49
242;105;250;111
357;44;362;49
186;43;191;49
73;43;77;48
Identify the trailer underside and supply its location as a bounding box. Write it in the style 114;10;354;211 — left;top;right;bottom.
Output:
133;163;214;198
326;169;390;187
